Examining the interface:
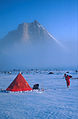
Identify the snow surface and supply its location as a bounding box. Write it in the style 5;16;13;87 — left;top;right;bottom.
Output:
0;70;78;119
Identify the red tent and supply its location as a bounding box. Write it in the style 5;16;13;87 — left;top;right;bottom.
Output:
6;73;32;92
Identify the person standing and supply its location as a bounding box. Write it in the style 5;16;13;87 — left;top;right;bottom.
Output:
64;73;72;88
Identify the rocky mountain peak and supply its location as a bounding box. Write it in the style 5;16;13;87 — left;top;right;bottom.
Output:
1;20;57;45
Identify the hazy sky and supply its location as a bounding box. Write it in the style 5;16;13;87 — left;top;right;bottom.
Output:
0;0;78;41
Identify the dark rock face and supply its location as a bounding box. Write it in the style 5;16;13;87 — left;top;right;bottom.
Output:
75;70;78;73
48;72;54;74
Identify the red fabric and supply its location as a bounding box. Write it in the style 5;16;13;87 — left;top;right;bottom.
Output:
65;76;70;87
6;73;32;92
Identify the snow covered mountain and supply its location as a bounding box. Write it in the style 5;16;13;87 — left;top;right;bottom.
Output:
0;20;58;46
0;20;65;70
0;20;77;70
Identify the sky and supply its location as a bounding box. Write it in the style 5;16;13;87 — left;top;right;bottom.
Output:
0;0;78;42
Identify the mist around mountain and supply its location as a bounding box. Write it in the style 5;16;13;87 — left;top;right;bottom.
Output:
0;20;77;70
